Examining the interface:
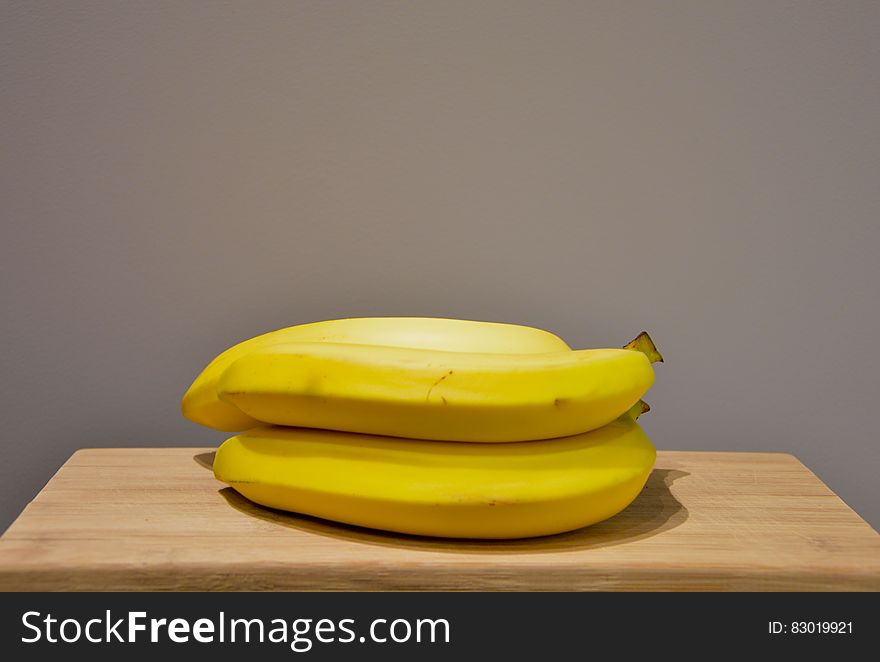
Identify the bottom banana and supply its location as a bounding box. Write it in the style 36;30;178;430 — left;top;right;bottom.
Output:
213;409;656;539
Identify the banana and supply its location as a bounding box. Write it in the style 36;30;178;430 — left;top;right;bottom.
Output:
182;317;570;431
216;342;654;441
213;407;656;539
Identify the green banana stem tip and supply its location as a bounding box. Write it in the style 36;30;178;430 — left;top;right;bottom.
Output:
625;400;651;420
623;331;664;364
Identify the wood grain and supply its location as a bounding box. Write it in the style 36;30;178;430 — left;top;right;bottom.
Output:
0;448;877;591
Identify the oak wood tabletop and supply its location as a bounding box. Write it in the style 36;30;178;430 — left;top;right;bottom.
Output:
0;448;877;591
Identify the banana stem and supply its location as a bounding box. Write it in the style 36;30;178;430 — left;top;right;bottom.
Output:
623;331;664;363
622;333;660;420
625;400;651;420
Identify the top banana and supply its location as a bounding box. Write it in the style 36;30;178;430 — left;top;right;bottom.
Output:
215;342;655;442
182;317;571;431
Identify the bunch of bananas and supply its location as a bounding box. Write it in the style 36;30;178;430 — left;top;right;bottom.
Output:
182;318;663;539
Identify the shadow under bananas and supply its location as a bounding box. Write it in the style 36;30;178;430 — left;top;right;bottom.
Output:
194;452;689;554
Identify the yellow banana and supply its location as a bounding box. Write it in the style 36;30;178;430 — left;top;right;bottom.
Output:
213;407;656;539
216;342;654;441
182;317;570;431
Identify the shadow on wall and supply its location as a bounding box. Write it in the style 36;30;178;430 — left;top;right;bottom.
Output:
193;452;689;554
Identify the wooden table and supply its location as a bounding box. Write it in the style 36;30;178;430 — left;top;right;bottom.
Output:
0;448;877;591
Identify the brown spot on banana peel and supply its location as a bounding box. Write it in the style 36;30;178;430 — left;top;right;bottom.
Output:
623;331;664;363
425;370;454;402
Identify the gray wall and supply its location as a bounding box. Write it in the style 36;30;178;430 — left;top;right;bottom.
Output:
2;1;878;532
